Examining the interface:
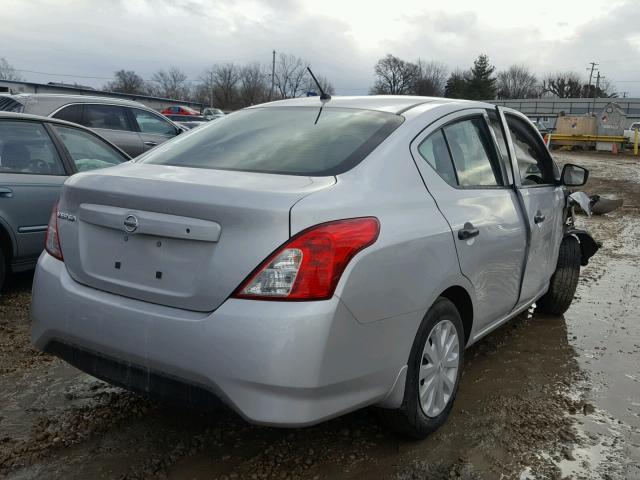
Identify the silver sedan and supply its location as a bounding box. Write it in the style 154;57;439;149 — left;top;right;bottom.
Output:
31;96;594;438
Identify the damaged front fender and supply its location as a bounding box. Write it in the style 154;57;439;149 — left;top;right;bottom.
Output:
565;229;600;266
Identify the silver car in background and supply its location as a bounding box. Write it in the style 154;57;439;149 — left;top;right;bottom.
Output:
31;96;595;438
0;94;183;157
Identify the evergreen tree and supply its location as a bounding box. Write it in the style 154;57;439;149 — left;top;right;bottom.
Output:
465;54;497;100
444;70;468;98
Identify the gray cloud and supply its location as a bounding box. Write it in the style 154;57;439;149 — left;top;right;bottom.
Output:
3;0;640;96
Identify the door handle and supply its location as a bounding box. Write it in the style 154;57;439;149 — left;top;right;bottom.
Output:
534;211;546;224
0;187;13;198
458;222;479;240
144;141;158;147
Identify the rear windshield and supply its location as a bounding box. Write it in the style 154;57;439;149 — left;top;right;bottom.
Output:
141;107;404;175
0;97;24;113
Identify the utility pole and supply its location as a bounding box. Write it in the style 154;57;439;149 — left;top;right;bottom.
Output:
269;49;276;101
586;62;598;111
592;72;603;114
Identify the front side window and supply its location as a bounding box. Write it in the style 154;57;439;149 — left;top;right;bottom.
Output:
83;104;130;131
132;109;177;136
506;115;555;186
0;121;65;175
443;118;502;187
52;125;127;172
141;107;404;176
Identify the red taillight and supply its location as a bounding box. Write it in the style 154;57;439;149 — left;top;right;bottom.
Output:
45;203;63;261
233;217;380;301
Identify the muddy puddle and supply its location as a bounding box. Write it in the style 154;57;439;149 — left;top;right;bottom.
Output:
0;151;638;479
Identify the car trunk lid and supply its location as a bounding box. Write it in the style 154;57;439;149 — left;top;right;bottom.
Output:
57;163;335;311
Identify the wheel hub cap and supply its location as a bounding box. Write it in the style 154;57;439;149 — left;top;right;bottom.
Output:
418;319;460;418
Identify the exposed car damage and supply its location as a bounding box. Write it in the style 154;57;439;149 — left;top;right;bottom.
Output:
564;191;601;266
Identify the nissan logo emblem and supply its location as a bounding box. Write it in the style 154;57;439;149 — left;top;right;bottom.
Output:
123;214;139;233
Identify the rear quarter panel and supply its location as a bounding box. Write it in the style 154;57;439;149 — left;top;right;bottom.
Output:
290;127;473;326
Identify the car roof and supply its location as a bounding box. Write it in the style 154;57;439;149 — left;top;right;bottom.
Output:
253;95;488;115
7;93;148;108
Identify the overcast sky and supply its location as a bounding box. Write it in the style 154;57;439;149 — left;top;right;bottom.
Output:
4;0;640;96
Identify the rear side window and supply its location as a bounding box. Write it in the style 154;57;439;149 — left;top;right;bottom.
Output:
83;104;130;131
142;107;404;176
443;118;501;187
417;130;457;186
52;125;127;172
52;104;83;124
0;121;65;175
0;97;24;113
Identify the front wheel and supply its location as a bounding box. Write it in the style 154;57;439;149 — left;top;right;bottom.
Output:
379;297;464;439
537;236;581;315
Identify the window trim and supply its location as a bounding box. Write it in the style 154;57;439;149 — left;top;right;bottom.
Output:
413;112;509;191
0;118;70;176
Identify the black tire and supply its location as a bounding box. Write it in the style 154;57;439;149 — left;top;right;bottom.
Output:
537;236;581;315
378;297;465;439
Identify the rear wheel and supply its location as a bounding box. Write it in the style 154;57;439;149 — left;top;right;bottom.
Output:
379;297;464;439
537;236;581;315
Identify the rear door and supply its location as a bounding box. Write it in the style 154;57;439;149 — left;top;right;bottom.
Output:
80;104;144;157
129;107;180;152
411;109;527;331
0;119;68;262
498;108;565;306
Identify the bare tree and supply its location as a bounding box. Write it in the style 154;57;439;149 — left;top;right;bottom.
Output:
414;60;447;96
582;78;617;98
0;58;23;81
371;54;419;95
239;63;268;106
104;70;146;94
212;63;240;109
496;65;539;99
542;72;583;98
151;67;189;100
273;54;309;99
197;68;217;107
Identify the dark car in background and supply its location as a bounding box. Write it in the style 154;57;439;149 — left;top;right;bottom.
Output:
0;94;183;157
0;112;129;287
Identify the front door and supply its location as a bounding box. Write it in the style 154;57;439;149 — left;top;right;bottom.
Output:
411;110;527;330
498;109;565;306
129;107;179;152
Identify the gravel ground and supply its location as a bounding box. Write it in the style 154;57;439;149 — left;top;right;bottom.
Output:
0;151;638;480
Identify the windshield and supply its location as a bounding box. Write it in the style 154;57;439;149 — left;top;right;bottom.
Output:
141;106;403;176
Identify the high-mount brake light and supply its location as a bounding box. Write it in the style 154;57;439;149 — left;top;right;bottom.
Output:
233;217;379;301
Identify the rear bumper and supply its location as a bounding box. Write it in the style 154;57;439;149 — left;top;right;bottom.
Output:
31;252;409;426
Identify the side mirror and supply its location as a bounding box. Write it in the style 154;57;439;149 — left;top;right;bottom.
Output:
561;163;589;186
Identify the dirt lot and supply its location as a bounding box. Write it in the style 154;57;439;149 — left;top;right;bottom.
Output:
0;151;639;480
